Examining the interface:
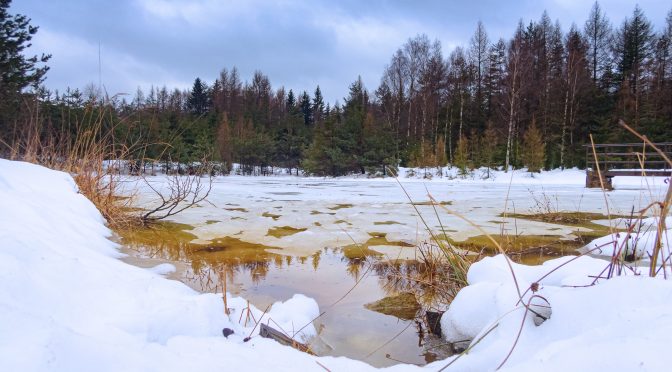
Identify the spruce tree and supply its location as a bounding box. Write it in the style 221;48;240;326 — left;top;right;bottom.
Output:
286;89;296;111
0;0;51;135
312;85;324;123
188;78;209;116
299;91;312;125
341;77;368;174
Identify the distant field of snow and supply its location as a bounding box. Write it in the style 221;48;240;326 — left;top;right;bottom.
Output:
2;159;671;371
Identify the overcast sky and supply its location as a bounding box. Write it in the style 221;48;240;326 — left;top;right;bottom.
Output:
12;0;671;104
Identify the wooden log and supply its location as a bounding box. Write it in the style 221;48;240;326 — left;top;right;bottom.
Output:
259;323;314;355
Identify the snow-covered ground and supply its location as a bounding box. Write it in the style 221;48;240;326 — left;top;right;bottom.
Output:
440;253;672;371
2;159;671;371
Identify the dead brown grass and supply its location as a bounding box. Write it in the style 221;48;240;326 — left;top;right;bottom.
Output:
3;99;141;228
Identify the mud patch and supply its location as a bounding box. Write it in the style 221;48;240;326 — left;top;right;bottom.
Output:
374;221;402;225
311;210;336;215
262;212;282;220
328;203;354;210
225;207;248;212
267;226;308;238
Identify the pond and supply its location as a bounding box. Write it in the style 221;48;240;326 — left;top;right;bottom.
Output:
118;222;453;367
120;176;655;367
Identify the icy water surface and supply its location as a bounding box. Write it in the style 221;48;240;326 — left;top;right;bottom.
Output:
119;175;663;367
131;175;659;258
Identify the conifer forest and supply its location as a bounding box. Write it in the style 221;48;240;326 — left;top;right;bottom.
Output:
3;2;672;176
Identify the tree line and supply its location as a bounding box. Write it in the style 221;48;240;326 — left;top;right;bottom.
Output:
2;2;672;176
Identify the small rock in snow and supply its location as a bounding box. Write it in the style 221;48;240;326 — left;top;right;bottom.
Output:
222;328;234;338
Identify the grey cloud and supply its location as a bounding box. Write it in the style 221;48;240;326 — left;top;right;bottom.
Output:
11;0;671;104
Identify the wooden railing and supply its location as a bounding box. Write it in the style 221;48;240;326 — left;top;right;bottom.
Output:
584;142;672;188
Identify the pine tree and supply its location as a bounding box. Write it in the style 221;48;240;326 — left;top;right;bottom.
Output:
522;118;545;173
0;0;50;123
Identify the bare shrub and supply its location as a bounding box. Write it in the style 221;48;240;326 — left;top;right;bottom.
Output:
140;161;214;223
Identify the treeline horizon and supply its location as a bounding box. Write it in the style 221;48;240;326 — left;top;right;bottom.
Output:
4;2;672;176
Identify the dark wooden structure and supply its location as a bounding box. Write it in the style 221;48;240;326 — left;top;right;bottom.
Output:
585;143;672;189
258;323;314;354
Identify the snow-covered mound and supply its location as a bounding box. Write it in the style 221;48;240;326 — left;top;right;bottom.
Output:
0;160;388;372
441;254;672;371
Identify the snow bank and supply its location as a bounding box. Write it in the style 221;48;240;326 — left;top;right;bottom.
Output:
0;159;394;372
441;253;672;371
583;217;672;262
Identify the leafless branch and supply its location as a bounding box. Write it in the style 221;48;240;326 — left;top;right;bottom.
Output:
141;160;214;223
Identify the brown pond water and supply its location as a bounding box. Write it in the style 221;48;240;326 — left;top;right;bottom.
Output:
117;222;453;367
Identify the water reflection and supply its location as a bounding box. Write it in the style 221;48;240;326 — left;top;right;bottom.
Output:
117;222;452;367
